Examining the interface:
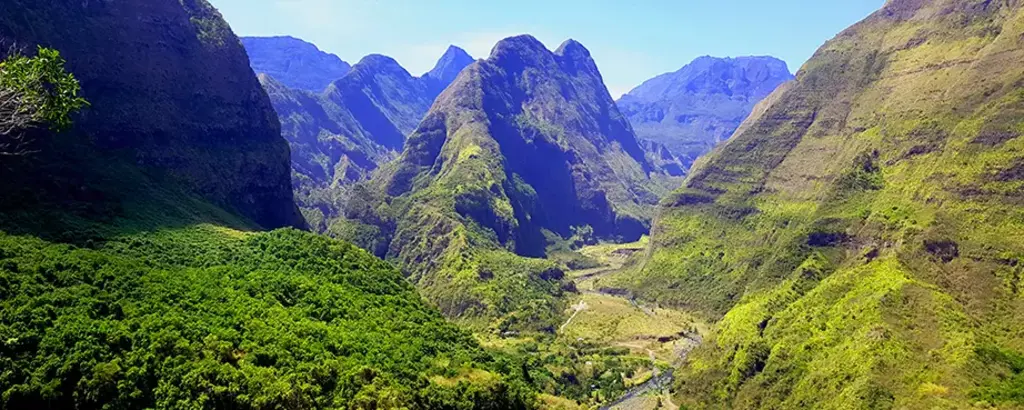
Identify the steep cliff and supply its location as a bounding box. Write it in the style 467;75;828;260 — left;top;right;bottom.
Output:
0;0;302;229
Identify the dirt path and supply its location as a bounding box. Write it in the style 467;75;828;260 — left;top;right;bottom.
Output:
558;300;588;333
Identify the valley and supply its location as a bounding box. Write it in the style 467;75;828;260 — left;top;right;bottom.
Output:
477;239;709;409
2;0;1024;408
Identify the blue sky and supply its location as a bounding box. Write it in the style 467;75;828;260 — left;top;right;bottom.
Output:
210;0;883;98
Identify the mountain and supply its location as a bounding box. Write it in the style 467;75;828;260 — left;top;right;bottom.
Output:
423;45;476;88
0;1;534;408
331;54;440;143
613;0;1024;408
242;36;352;92
259;47;476;230
0;0;302;230
618;56;793;167
337;35;668;327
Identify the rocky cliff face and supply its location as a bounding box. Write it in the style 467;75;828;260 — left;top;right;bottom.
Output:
0;0;302;229
625;0;1024;408
618;56;793;168
242;36;351;92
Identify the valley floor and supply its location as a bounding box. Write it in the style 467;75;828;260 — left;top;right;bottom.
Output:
488;239;710;409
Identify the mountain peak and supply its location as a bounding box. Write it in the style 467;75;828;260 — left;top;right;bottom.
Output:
424;45;474;86
489;34;549;59
350;54;411;78
617;54;794;166
554;38;591;59
441;45;472;60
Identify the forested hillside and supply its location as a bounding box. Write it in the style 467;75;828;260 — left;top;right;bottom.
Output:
611;0;1024;408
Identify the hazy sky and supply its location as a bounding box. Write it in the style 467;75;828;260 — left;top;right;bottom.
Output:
209;0;883;98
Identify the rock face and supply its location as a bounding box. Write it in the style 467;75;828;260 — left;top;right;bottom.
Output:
631;1;1024;408
618;56;793;168
242;36;351;92
0;0;303;229
258;47;475;230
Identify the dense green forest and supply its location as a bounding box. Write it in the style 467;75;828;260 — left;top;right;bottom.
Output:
0;227;535;408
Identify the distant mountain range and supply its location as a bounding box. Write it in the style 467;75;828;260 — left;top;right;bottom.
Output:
242;36;352;92
618;56;793;168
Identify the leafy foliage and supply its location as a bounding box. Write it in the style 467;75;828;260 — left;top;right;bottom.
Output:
0;46;87;155
0;227;537;409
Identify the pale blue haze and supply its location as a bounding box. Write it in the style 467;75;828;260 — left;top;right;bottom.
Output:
209;0;883;97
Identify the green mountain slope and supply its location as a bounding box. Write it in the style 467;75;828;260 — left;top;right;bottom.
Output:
614;0;1024;408
331;35;672;329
